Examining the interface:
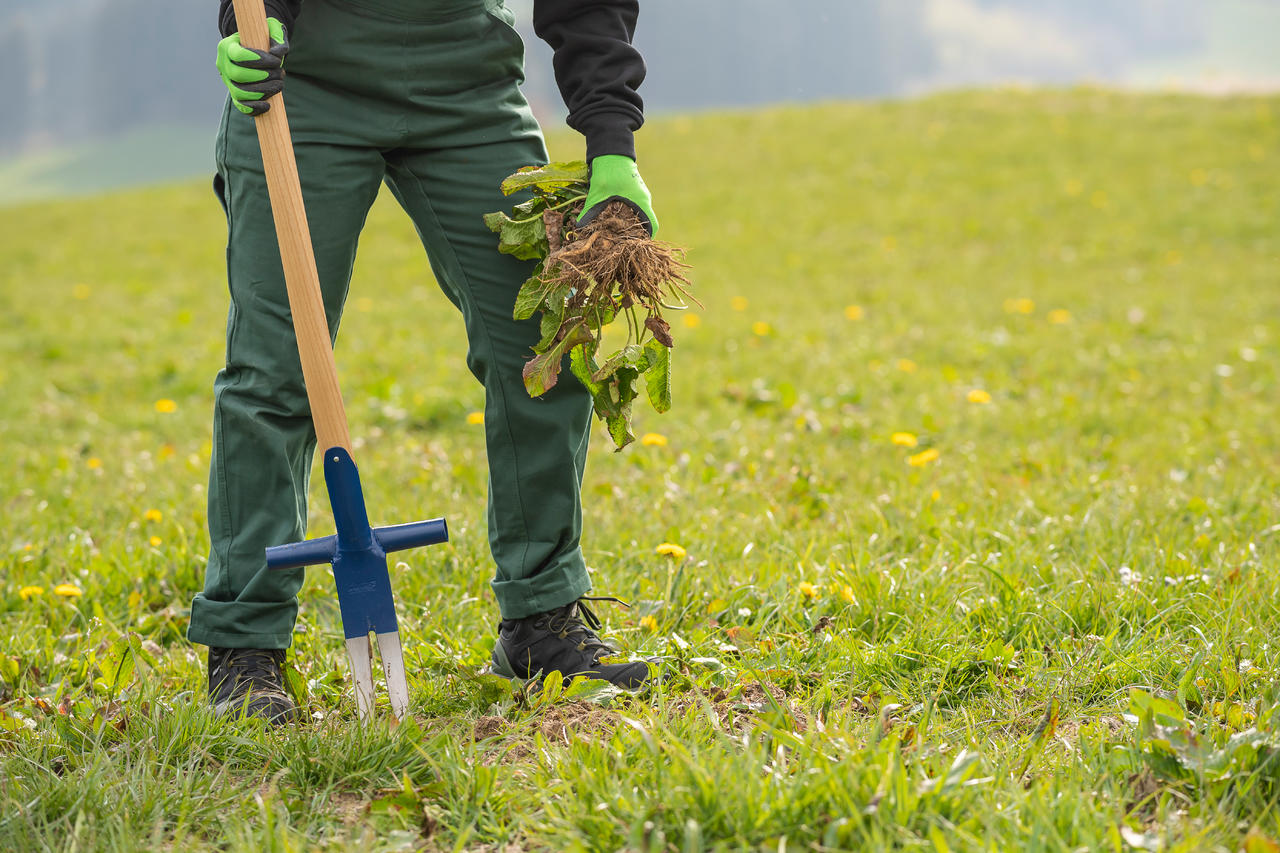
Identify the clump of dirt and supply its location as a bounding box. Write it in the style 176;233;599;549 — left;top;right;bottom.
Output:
542;202;694;337
534;701;622;745
472;715;506;741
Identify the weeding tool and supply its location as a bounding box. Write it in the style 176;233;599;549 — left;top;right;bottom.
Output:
232;0;448;720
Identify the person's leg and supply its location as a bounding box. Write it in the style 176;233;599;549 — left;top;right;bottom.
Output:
380;0;649;689
186;104;387;650
384;140;595;621
372;0;595;621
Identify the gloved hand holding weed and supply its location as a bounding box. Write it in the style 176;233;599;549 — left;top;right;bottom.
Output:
485;160;695;450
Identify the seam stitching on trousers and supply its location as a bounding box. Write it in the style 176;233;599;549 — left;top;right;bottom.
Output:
212;104;239;602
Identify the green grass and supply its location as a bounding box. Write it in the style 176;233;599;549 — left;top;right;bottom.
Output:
3;88;1280;851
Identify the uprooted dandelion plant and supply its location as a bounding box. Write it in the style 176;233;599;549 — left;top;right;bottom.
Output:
485;161;695;450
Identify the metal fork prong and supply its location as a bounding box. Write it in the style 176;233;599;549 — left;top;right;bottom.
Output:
376;631;410;720
345;634;376;719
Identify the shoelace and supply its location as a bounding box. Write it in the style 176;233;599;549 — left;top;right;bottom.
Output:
538;596;629;657
218;649;284;688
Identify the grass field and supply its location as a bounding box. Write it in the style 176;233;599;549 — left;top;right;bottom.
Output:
2;88;1280;851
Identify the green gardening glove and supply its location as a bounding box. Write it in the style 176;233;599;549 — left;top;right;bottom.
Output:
578;154;658;237
215;17;289;116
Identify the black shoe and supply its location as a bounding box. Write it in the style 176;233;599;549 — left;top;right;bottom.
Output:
208;647;297;724
490;597;651;690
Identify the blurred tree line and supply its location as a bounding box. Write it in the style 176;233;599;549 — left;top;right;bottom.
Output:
1;0;1209;158
2;0;224;155
1;0;938;156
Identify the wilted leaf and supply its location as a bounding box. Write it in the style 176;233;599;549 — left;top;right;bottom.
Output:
523;322;593;397
645;315;673;347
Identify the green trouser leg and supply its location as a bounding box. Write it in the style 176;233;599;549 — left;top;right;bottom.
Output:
188;0;593;650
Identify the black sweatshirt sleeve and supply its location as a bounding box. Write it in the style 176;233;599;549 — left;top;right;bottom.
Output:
533;0;646;161
218;0;302;39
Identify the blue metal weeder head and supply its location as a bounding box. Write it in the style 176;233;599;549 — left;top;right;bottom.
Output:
265;447;447;718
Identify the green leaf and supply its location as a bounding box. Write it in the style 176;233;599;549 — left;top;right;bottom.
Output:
93;636;136;695
511;195;549;219
0;655;18;685
523;322;593;397
500;161;589;196
570;343;605;397
606;403;635;451
484;210;547;260
513;273;548;321
604;367;641;450
641;338;672;413
591;344;643;383
536;304;567;351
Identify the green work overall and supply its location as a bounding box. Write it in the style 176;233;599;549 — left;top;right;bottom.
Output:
187;0;593;650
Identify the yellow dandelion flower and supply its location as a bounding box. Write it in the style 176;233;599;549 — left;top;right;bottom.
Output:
1165;249;1183;265
159;444;177;460
1063;178;1083;196
53;583;82;598
967;389;992;404
72;284;91;300
1090;190;1109;209
154;399;178;414
466;411;485;425
751;321;771;337
1004;298;1035;315
839;585;854;604
798;581;820;600
87;457;102;469
19;585;44;601
682;314;702;329
896;358;917;373
730;297;748;312
1047;309;1072;325
149;536;162;547
640;615;658;633
1188;168;1208;187
891;432;918;447
844;304;863;321
931;489;941;501
655;542;687;559
908;448;940;467
881;235;897;251
640;432;668;447
144;508;163;523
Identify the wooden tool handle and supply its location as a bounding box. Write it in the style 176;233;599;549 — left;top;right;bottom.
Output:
232;0;352;453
